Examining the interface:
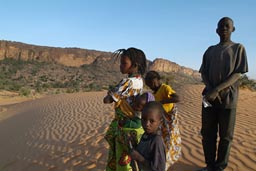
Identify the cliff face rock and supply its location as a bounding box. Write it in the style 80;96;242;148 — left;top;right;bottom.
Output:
149;58;200;78
0;40;200;79
0;40;112;67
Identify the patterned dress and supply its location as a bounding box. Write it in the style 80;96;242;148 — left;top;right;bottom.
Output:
105;75;144;171
154;84;182;170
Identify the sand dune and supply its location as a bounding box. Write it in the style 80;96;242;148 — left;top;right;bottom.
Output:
0;85;255;171
170;85;256;171
0;92;112;171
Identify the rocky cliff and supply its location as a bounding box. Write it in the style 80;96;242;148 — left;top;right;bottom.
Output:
0;40;201;93
0;40;199;76
0;40;112;67
149;58;200;77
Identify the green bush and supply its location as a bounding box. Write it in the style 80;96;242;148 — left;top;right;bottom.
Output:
239;75;256;91
8;83;22;91
19;87;31;96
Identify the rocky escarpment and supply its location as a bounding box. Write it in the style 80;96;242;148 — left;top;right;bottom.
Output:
0;40;200;76
149;58;200;78
0;40;201;93
0;40;112;67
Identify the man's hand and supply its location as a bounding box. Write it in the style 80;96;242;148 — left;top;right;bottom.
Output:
204;73;241;102
205;89;219;101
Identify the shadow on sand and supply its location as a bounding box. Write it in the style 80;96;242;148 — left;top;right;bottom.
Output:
168;162;201;171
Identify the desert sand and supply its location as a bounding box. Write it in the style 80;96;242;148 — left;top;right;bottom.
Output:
0;85;255;171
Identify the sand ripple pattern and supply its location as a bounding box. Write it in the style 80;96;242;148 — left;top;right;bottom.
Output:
0;92;113;171
0;86;255;171
170;85;256;171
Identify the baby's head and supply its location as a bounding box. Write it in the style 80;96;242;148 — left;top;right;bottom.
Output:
133;92;155;112
141;101;164;134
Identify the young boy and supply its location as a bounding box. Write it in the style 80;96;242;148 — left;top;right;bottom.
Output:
129;101;166;171
199;17;248;171
145;71;181;169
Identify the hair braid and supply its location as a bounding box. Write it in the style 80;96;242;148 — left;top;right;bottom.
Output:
112;47;147;75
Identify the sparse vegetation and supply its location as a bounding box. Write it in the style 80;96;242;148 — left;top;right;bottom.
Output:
159;72;202;90
0;58;110;94
19;87;31;96
1;58;254;97
239;74;256;91
0;40;208;96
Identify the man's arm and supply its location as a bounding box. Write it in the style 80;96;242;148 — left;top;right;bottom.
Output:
201;73;212;90
205;73;241;101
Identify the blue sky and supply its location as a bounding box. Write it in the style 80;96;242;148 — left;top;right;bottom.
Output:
0;0;255;78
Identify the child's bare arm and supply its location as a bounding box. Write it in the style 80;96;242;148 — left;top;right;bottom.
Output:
160;93;180;104
130;150;150;168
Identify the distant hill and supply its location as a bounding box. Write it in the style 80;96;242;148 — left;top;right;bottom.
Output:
0;40;112;66
0;40;201;94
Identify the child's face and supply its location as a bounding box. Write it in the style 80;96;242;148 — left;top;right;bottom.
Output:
145;78;159;92
133;97;146;111
120;55;133;74
217;19;234;40
141;109;161;134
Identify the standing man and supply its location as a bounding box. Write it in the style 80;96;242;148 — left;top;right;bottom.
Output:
199;17;248;171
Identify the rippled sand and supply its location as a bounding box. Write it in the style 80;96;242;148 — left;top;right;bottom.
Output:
170;85;256;171
0;86;255;171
